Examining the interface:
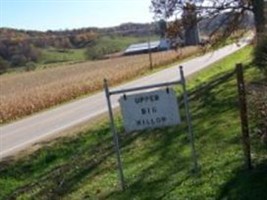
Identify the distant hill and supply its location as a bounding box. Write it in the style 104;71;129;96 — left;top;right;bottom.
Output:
0;13;254;72
0;23;158;48
0;11;254;48
0;23;160;71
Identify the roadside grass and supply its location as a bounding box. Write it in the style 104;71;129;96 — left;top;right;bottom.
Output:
1;46;266;200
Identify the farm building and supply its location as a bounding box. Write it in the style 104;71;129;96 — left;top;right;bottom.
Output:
124;39;170;55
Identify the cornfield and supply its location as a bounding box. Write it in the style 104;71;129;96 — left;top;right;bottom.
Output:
0;47;199;123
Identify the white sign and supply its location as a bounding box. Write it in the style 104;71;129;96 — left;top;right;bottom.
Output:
119;89;181;132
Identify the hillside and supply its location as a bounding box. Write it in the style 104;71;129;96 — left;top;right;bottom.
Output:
0;23;160;72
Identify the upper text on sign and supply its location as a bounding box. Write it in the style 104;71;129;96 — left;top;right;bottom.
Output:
119;88;181;132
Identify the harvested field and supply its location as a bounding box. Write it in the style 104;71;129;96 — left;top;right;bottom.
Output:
0;47;199;123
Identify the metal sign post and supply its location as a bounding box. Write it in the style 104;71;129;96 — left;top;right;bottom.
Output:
103;66;198;189
104;79;125;190
179;66;199;172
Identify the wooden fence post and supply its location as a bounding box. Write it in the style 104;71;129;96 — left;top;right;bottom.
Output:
236;63;252;170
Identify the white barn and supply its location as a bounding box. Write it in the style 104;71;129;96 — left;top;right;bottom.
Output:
124;39;170;55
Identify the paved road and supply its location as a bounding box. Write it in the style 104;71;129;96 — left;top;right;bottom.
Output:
0;40;250;159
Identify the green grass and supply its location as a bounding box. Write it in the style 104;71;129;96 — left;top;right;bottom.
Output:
85;35;159;60
0;46;266;200
94;35;158;51
38;48;86;64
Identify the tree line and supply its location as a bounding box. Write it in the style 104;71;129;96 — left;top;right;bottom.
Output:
0;30;98;72
0;23;158;73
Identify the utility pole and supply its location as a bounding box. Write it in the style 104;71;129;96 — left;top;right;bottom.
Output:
148;25;153;70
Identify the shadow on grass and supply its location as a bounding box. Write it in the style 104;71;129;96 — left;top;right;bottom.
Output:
188;66;267;200
1;123;145;200
102;125;192;200
216;161;267;200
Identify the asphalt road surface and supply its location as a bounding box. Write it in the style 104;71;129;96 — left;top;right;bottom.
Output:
0;40;250;159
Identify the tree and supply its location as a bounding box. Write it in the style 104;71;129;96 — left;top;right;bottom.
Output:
151;0;267;43
0;56;10;73
253;37;267;76
11;54;27;66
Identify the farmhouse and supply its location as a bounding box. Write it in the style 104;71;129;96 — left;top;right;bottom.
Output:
124;39;170;55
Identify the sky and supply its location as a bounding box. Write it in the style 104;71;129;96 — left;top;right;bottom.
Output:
0;0;154;31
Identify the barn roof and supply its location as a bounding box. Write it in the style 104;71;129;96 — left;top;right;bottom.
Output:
124;41;160;54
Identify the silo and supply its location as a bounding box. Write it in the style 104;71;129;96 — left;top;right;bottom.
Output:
182;3;200;45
